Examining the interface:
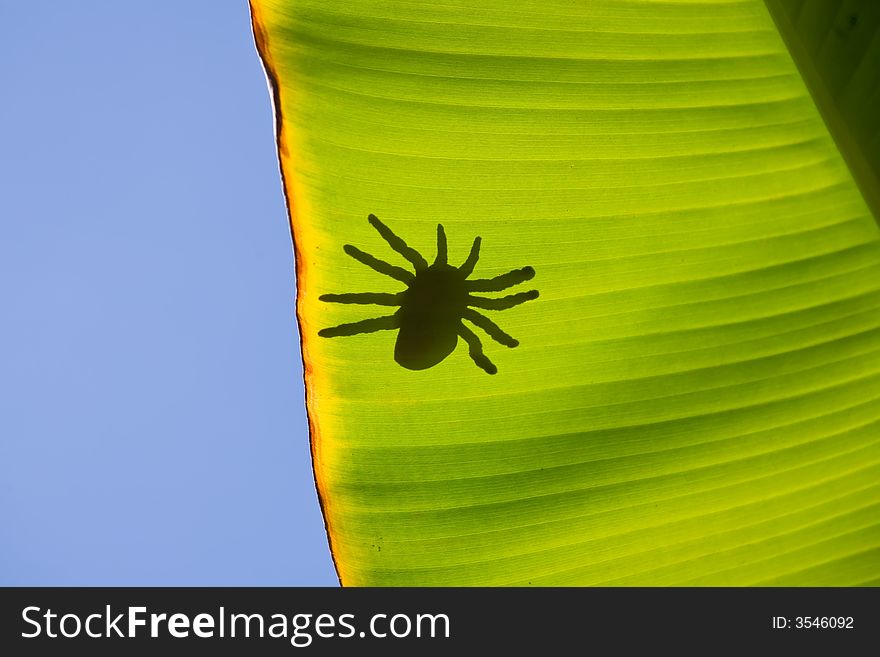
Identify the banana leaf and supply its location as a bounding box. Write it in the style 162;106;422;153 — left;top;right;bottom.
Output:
250;0;880;585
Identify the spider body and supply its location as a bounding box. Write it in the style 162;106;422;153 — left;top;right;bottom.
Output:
395;263;469;370
318;214;538;375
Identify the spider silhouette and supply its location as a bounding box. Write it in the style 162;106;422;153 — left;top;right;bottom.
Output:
318;214;538;374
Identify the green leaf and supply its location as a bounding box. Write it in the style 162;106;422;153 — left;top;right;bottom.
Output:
251;0;880;585
766;0;880;225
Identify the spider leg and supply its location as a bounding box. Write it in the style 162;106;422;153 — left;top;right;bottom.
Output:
457;322;497;374
434;224;447;265
368;214;428;271
318;314;399;338
467;290;539;310
320;292;402;306
343;244;413;283
463;309;519;347
467;266;535;292
458;236;481;277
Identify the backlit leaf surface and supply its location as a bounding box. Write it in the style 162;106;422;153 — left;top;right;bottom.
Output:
251;0;880;585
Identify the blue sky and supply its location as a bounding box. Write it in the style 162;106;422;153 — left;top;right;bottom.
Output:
0;2;337;585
